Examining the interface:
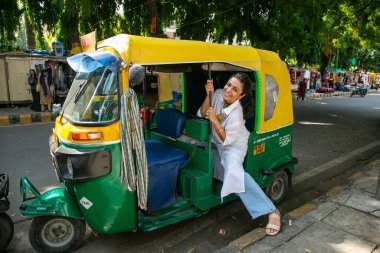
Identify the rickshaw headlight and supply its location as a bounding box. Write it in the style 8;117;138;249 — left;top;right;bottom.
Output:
54;147;111;181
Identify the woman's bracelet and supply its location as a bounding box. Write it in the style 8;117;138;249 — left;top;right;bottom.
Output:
216;127;224;134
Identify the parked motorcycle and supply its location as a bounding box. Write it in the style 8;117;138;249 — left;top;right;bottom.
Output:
0;174;14;251
351;86;368;97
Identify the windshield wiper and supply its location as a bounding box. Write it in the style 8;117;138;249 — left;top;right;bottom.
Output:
74;81;88;103
74;71;98;103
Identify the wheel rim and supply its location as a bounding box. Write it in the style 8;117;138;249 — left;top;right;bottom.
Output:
41;218;75;248
270;176;286;201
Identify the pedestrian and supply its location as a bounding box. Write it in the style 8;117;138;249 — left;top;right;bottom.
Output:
375;77;380;91
297;78;307;101
328;73;334;88
198;73;281;236
28;69;40;111
47;67;55;103
39;69;52;112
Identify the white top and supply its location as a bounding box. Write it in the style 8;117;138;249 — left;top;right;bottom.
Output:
197;89;250;198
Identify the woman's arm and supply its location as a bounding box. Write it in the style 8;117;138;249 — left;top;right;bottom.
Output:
199;80;214;117
207;107;226;142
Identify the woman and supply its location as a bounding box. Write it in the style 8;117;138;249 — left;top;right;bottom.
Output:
297;78;307;101
198;73;281;236
39;69;52;112
28;69;39;111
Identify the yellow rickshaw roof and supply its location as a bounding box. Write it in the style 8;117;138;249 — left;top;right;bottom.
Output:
97;34;293;134
97;34;281;69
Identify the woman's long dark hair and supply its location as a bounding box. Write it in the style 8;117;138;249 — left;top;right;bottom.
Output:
230;72;253;120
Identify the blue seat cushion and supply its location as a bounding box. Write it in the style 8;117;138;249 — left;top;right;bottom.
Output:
145;140;186;212
156;108;186;139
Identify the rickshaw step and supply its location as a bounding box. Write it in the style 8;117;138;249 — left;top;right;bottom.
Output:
138;198;202;231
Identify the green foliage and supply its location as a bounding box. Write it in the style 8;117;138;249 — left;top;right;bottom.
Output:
0;0;22;49
3;0;377;73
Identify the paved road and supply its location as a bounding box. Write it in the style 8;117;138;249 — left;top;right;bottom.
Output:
0;122;57;222
293;93;380;175
2;94;380;252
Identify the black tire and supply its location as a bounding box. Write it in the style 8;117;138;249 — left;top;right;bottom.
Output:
29;216;86;253
0;212;14;252
351;91;354;97
266;170;289;205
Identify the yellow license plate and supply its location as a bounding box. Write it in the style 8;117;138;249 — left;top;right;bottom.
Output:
253;143;265;155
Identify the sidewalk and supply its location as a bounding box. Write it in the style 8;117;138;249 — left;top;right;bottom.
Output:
292;89;379;101
0;105;56;125
216;159;380;253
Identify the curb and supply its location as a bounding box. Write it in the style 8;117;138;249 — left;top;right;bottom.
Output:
0;112;56;126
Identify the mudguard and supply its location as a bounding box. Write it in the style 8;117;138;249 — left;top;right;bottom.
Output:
19;176;83;219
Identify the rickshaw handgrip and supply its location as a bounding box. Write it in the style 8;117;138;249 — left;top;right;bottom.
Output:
20;176;45;203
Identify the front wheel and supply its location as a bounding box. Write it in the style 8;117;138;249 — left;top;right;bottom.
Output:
0;213;14;252
266;170;289;205
29;216;86;253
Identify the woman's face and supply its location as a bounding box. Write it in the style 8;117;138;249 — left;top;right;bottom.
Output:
222;77;245;105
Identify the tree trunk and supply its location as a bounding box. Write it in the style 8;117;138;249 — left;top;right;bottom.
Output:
70;24;80;49
148;0;158;36
65;0;80;49
25;15;36;49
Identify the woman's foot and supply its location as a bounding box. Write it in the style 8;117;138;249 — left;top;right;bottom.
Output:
266;209;281;236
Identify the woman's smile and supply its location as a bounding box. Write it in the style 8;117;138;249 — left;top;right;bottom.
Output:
222;77;245;104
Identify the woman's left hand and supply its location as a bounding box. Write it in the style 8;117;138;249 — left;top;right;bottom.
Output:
207;107;218;124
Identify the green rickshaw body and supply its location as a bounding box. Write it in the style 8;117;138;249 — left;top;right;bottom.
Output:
20;34;296;236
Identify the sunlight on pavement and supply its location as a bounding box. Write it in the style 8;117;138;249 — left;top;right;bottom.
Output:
328;114;343;118
329;239;375;253
298;121;335;126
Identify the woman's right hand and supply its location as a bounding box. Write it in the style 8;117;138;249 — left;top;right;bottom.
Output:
205;79;214;96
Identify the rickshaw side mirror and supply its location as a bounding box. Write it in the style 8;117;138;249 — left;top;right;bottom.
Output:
128;64;145;86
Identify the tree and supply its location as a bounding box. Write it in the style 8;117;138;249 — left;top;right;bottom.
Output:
0;0;22;49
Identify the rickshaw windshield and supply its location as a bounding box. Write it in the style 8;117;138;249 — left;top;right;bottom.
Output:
62;67;119;124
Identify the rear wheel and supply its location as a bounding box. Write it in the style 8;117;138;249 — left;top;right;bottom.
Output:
0;212;14;252
266;170;289;205
29;216;86;253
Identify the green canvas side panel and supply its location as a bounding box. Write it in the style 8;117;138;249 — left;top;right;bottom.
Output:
61;142;137;234
244;125;294;187
185;119;209;142
254;71;261;132
181;73;186;113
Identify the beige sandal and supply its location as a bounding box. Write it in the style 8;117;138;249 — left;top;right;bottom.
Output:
266;210;281;236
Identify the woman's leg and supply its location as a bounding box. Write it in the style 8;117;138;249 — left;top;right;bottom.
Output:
237;173;281;235
237;172;276;219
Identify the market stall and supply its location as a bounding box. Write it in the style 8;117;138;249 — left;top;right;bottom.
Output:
0;52;73;105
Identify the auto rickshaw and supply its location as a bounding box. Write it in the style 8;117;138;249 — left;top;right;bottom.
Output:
20;34;296;252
